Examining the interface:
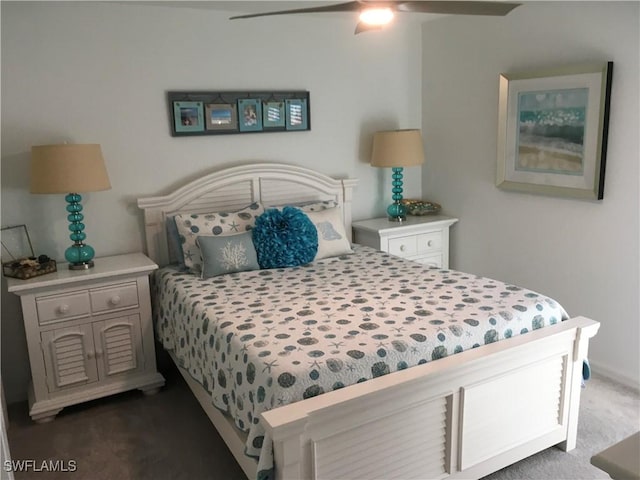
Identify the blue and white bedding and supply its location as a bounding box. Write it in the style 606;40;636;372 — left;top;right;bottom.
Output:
153;244;569;479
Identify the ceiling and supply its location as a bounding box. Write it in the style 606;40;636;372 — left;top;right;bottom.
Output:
113;1;349;14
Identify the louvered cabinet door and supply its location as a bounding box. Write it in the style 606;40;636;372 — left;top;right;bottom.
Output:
41;326;99;392
93;315;144;378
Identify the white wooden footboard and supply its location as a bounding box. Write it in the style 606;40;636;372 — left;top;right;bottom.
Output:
262;316;599;480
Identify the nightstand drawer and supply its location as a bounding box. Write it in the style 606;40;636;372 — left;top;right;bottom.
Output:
417;232;442;254
90;282;139;314
36;291;91;325
388;236;418;257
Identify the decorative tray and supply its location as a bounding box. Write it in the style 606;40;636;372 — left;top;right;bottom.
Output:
1;225;57;280
3;257;57;280
401;199;442;216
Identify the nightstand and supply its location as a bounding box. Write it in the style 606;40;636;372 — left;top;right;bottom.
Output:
6;253;165;423
591;432;640;480
352;215;458;268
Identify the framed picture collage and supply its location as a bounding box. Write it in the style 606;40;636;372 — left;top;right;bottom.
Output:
168;91;310;137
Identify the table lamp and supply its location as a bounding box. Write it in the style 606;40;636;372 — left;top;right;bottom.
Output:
30;144;111;270
371;129;425;222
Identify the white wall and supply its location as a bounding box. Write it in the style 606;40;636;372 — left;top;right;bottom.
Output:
0;1;422;402
422;2;639;388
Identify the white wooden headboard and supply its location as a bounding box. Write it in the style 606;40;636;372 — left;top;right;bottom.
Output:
137;162;358;267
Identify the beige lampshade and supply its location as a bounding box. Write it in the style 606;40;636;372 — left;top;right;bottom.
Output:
370;129;425;168
30;144;111;194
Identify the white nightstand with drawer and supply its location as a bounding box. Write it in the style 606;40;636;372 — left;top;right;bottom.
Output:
7;253;165;423
352;215;458;268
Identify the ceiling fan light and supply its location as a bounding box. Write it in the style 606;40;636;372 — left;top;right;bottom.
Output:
359;8;394;26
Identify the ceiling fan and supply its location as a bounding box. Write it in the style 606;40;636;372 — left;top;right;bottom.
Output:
230;1;521;34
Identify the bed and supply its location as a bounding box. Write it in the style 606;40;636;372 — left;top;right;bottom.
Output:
137;162;599;480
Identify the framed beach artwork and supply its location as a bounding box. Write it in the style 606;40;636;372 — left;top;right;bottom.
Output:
173;101;205;133
496;62;613;200
205;103;238;131
285;98;309;131
263;101;286;128
238;98;263;132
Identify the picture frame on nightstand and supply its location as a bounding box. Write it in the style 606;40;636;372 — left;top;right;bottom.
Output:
1;224;56;279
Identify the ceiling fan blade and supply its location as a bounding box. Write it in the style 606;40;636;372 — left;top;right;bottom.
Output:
230;2;361;20
395;1;521;16
354;21;385;34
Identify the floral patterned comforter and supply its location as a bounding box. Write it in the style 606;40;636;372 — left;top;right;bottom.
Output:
153;245;568;479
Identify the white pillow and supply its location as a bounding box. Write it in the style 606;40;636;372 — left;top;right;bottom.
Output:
305;207;353;260
268;199;339;212
298;200;339;212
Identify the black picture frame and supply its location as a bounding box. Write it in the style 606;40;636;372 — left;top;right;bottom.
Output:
168;91;310;137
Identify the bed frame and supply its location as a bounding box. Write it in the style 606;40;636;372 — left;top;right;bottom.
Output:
138;162;599;480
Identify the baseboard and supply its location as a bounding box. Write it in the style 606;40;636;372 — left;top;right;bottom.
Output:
589;360;640;392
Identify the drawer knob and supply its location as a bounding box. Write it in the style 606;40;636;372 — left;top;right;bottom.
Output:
109;295;122;306
57;304;70;315
400;245;406;252
427;240;434;247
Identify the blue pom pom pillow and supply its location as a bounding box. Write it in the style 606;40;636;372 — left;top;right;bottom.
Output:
173;202;264;274
252;207;318;269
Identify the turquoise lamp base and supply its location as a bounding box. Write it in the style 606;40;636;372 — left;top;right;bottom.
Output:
65;244;95;270
65;193;96;270
387;202;407;222
387;167;407;222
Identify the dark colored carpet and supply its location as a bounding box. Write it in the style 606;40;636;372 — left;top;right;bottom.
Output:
6;351;245;480
6;349;639;480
